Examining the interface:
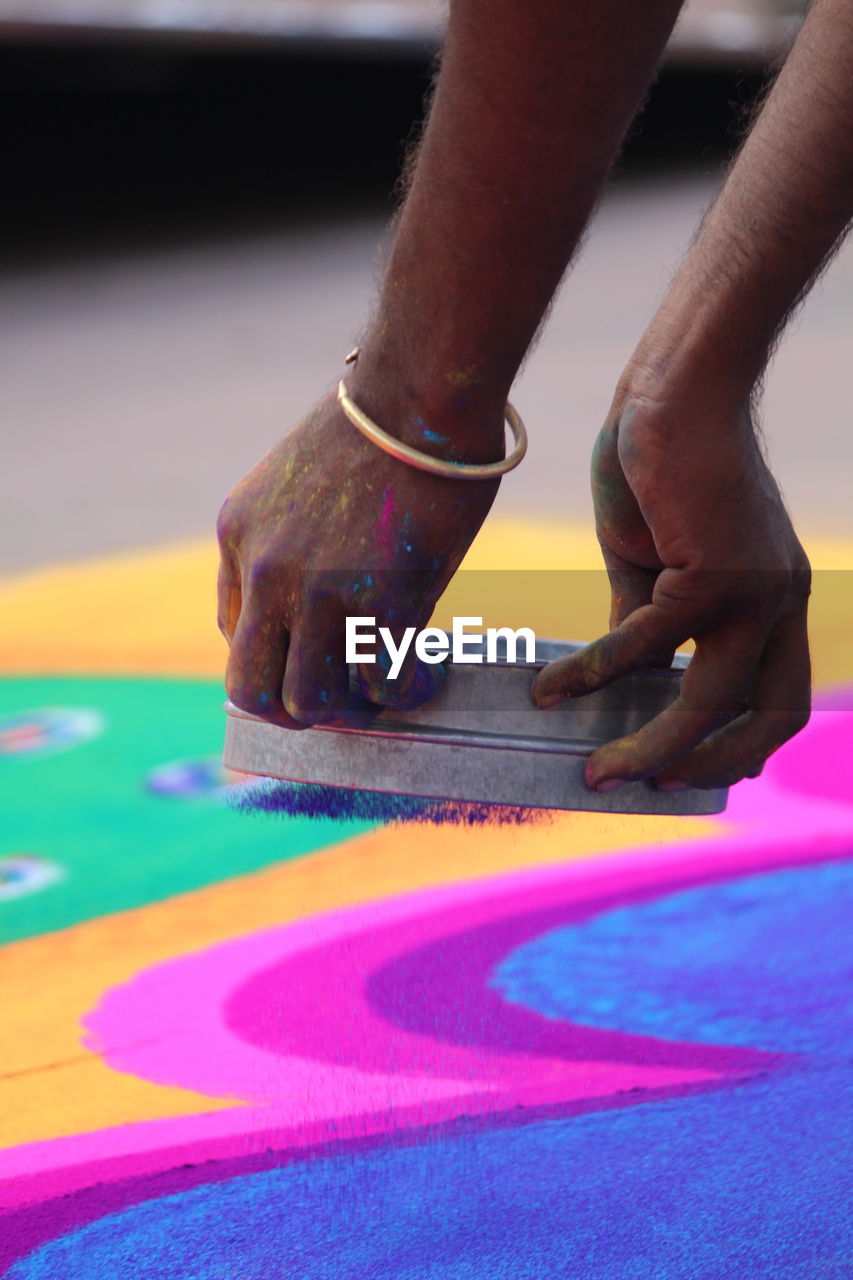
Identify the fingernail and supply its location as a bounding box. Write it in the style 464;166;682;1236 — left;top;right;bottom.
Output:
595;778;626;794
656;780;688;793
535;693;564;710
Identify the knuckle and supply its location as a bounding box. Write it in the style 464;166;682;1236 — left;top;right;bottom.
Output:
299;578;341;618
358;663;418;707
247;553;282;592
784;702;811;737
716;699;748;729
282;692;325;725
216;497;240;547
790;560;812;603
216;584;240;643
225;681;278;718
591;419;619;470
708;756;759;788
723;744;768;783
644;643;678;670
765;701;811;744
359;675;396;705
729;682;754;718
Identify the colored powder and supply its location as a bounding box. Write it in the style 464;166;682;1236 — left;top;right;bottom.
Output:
492;859;853;1056
7;857;852;1279
9;1074;851;1280
376;485;395;556
229;779;545;827
0;676;366;944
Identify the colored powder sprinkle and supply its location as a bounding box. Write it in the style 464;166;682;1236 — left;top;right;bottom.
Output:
228;779;545;827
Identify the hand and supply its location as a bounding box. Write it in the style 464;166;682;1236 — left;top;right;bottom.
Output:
217;388;500;726
532;384;812;791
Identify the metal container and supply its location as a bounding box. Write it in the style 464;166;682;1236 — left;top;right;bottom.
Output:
223;638;727;816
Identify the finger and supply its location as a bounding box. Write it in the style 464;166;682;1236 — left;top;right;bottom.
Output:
217;552;242;645
590;419;659;573
225;599;304;730
654;611;811;790
584;624;768;790
603;555;658;630
282;612;353;725
532;603;688;709
357;622;446;712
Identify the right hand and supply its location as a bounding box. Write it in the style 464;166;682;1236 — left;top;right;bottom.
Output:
217;387;501;727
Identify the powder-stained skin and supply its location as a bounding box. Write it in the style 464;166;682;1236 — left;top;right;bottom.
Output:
217;391;501;730
531;405;812;794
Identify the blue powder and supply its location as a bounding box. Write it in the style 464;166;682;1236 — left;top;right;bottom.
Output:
10;1072;851;1279
492;860;853;1056
414;417;450;446
10;858;852;1279
229;780;541;827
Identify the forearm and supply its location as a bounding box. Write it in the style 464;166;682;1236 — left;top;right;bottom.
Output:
350;0;684;456
631;0;853;407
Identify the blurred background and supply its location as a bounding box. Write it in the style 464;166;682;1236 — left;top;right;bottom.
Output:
2;0;851;577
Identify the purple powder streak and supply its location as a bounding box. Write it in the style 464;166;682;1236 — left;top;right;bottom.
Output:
228;780;545;827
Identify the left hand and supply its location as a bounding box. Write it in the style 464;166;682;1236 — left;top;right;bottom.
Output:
531;386;812;792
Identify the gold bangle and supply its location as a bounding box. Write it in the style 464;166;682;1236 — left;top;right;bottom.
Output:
337;381;528;480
